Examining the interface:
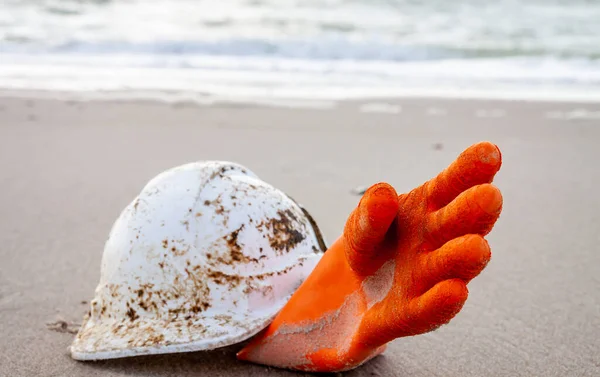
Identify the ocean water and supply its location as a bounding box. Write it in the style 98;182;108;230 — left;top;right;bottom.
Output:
1;0;600;102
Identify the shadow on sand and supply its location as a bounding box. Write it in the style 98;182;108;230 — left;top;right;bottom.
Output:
72;341;399;377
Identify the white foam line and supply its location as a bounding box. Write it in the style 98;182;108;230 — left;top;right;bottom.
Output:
4;82;600;106
0;89;338;110
545;109;600;120
359;103;402;114
426;107;447;116
475;109;507;118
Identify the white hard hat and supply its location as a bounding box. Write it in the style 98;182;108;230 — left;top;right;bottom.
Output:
70;161;327;360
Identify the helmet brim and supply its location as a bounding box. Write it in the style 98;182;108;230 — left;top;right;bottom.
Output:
70;309;274;360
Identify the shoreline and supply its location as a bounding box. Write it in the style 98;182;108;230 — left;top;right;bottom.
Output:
2;88;600;116
2;87;600;107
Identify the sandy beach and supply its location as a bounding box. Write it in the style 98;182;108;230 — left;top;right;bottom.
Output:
1;93;599;377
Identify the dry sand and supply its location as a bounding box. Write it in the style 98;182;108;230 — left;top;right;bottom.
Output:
0;93;599;376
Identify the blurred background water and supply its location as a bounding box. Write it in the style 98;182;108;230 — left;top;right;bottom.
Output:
1;0;600;101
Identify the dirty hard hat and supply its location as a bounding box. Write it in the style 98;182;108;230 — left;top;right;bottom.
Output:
70;161;327;360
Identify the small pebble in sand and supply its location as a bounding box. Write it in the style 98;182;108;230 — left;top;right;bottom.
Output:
46;320;80;334
351;186;367;195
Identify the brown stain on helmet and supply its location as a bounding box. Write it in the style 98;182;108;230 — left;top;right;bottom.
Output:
223;224;248;263
256;209;307;255
205;269;243;287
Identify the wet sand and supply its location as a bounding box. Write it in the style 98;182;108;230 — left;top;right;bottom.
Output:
1;93;599;376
